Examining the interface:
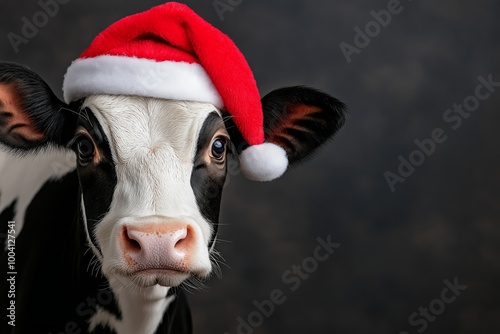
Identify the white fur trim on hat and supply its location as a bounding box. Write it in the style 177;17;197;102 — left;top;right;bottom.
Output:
239;143;288;182
63;55;223;106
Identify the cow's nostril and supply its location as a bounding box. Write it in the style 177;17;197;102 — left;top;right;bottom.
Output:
122;227;142;252
173;226;190;251
129;238;141;251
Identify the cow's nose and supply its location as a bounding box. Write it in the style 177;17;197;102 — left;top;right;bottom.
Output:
120;222;193;271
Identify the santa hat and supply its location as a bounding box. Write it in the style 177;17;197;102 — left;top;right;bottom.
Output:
62;2;288;181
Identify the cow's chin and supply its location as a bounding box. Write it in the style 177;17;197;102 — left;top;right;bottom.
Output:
128;269;191;288
104;265;211;291
106;268;192;289
101;252;212;291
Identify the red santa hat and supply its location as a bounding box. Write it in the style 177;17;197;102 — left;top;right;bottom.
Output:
63;2;288;181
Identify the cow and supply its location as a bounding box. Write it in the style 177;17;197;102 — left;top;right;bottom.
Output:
0;3;346;334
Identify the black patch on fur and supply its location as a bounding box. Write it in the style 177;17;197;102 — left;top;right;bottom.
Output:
0;197;17;239
74;108;117;254
0;171;120;333
0;172;86;333
190;112;227;247
156;288;193;334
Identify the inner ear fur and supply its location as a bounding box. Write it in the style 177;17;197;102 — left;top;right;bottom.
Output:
223;86;347;165
0;62;77;150
261;86;346;165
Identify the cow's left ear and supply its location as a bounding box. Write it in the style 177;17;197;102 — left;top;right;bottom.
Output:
0;62;77;151
225;86;346;179
260;86;346;165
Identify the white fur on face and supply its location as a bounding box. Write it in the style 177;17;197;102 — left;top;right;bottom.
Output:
83;95;218;334
81;96;219;333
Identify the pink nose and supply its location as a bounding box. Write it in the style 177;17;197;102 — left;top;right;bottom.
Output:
120;222;193;272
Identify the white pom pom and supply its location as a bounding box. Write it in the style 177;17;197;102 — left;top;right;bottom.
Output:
239;143;289;182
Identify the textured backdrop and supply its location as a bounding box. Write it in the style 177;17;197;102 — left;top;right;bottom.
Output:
1;1;499;333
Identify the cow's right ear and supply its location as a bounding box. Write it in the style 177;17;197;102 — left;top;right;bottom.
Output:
0;62;77;151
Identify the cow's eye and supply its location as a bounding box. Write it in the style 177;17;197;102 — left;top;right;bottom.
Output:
210;137;227;161
76;137;95;165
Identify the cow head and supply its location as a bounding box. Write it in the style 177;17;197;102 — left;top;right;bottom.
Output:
0;62;346;296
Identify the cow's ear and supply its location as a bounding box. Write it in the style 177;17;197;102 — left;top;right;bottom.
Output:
0;62;77;151
224;86;346;180
261;86;346;165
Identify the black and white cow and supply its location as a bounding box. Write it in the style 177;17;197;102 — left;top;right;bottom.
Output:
0;61;345;333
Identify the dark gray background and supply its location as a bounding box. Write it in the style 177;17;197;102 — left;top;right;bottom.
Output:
1;1;499;333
